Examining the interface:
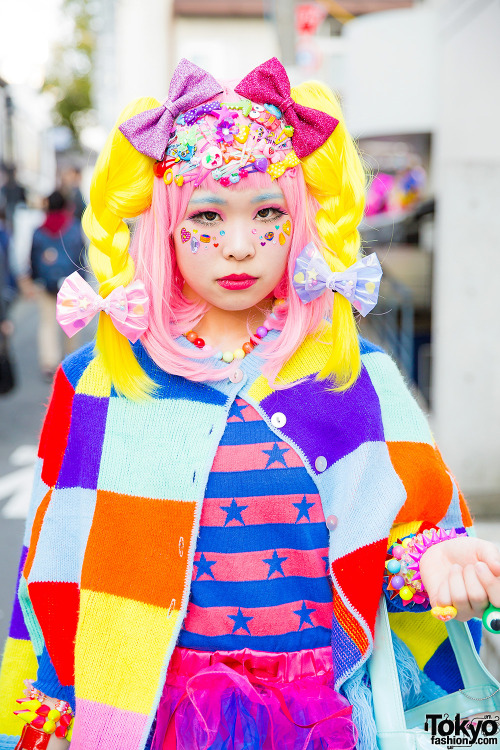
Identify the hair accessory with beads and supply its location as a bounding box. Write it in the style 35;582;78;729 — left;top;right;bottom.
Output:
119;58;223;160
157;92;299;187
56;271;150;343
292;242;382;315
385;527;468;612
235;57;339;158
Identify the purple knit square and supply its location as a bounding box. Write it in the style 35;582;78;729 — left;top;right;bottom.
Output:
9;546;30;640
57;395;109;490
260;366;384;472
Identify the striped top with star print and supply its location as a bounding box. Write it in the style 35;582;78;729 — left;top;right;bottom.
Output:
178;397;333;652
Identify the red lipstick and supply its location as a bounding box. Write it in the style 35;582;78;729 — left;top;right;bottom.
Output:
217;274;258;290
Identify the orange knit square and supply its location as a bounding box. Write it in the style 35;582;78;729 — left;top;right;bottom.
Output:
81;491;196;608
389;442;453;525
23;489;53;580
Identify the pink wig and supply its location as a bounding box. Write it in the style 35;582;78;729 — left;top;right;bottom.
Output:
129;88;329;385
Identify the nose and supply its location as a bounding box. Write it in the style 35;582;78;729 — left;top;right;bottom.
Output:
222;224;256;261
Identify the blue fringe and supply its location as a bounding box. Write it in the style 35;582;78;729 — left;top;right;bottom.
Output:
341;664;378;750
391;631;446;709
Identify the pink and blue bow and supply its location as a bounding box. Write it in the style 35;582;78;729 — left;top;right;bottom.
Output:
293;243;382;316
56;272;150;342
119;58;223;160
235;57;339;158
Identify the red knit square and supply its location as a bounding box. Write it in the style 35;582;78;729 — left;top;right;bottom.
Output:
28;580;79;686
39;367;75;487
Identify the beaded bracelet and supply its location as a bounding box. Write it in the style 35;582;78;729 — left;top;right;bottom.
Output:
385;527;467;609
14;695;74;743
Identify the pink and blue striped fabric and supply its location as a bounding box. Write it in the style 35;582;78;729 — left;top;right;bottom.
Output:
178;398;333;653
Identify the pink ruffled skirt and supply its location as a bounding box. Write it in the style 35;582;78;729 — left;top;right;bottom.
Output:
151;646;357;750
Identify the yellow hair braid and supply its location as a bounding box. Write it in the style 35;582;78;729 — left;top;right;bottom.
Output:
83;97;159;399
291;80;367;390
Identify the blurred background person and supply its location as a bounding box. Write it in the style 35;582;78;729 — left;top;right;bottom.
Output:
60;164;86;221
22;190;84;380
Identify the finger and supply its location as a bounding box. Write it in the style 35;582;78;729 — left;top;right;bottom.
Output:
463;564;489;618
476;561;500;609
449;563;475;621
434;575;451;609
476;542;500;575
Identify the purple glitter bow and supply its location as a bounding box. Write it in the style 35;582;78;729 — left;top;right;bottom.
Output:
293;243;382;316
119;59;223;160
235;57;339;158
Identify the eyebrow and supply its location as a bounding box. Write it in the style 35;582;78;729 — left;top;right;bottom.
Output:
251;192;284;203
188;195;226;206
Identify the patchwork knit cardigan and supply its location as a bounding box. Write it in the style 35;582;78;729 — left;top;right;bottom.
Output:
0;331;474;750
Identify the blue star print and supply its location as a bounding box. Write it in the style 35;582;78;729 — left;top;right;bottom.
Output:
262;442;289;469
294;601;316;630
293;495;315;523
193;553;217;580
230;400;247;422
228;607;254;635
220;498;248;526
262;549;288;578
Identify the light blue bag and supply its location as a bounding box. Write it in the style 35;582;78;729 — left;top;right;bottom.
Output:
369;598;500;749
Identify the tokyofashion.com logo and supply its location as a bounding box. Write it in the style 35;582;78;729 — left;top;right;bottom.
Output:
425;714;499;746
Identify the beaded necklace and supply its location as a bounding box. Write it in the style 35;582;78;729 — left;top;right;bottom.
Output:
184;306;279;364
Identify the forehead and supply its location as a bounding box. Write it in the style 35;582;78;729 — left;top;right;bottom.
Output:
188;183;285;207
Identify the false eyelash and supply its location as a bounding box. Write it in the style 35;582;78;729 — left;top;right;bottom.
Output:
186;211;221;226
255;206;287;222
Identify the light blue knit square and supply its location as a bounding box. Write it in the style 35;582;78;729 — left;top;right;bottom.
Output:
23;458;50;547
318;441;406;560
98;396;227;501
28;487;97;584
362;352;433;444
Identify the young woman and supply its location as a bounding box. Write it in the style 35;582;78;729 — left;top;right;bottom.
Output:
1;58;499;750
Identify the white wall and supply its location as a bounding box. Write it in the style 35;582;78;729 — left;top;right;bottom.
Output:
342;6;438;137
431;0;500;495
173;17;280;82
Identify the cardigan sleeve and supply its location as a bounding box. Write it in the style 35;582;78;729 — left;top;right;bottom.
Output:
0;363;77;748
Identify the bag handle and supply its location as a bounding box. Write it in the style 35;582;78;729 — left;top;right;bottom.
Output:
369;597;500;737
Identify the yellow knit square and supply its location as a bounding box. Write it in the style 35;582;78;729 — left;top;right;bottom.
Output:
0;637;38;736
76;356;111;397
388;521;422;547
75;590;179;713
248;324;332;403
389;610;448;669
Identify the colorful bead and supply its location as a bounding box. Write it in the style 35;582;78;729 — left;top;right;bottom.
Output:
47;709;61;722
242;342;254;354
193;337;205;348
31;715;46;729
186;331;197;343
255;326;268;338
222;351;234;363
386;559;401;574
234;348;245;359
43;719;57;733
153;160;167;178
390;575;404;590
36;704;51;717
392;544;404;560
59;713;72;727
399;586;415;601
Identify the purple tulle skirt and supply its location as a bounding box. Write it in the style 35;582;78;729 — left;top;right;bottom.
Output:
151;646;357;750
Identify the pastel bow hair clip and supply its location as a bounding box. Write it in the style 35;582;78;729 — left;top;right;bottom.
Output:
56;272;150;343
119;58;223;160
235;57;339;158
292;243;383;316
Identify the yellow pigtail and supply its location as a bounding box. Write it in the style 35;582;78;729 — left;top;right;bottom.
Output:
83;97;159;399
291;81;367;391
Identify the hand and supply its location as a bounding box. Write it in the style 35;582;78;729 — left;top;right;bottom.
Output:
419;537;500;621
